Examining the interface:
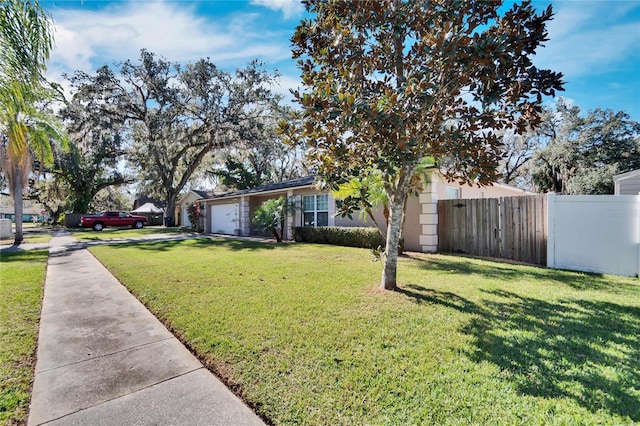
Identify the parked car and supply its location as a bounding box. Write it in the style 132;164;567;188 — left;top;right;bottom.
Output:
80;211;148;231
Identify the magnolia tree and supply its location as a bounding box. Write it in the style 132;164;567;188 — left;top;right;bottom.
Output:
284;0;564;290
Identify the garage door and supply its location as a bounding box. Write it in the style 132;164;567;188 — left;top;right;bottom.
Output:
211;203;239;234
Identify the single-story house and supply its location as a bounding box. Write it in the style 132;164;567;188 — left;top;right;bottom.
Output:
614;169;640;195
132;196;166;212
200;172;531;253
176;190;217;228
131;202;165;226
0;206;48;223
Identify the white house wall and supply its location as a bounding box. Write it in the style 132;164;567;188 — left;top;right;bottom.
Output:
614;170;640;195
176;192;202;227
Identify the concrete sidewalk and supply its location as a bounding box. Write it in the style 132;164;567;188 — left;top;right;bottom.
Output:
28;232;265;425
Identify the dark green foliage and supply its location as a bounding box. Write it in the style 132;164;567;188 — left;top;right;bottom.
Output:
252;196;295;243
293;226;383;249
531;101;640;194
211;157;262;190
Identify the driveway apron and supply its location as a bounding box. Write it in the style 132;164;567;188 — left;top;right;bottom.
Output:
28;232;264;425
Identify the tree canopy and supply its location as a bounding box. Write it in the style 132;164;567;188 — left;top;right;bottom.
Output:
66;50;282;224
211;106;308;190
286;0;564;289
47;74;133;213
531;101;640;194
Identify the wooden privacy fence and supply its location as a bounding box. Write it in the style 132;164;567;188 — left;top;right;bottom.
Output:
437;195;547;265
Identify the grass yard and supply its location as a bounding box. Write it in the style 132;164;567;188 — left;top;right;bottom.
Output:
72;226;189;241
0;250;48;425
0;226;52;245
89;239;640;425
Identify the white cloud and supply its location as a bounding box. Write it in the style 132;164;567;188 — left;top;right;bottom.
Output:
47;0;292;80
250;0;304;19
535;2;640;78
273;73;303;105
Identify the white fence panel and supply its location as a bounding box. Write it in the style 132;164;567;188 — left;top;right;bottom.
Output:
547;194;640;277
0;219;12;239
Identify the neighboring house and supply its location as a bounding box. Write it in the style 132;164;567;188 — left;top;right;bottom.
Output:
0;206;48;223
613;169;640;195
132;196;166;212
200;173;531;253
176;190;217;228
131;202;165;226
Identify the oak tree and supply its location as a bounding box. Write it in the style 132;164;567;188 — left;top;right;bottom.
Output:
287;0;564;290
71;51;281;225
211;106;308;190
49;74;132;213
531;101;640;194
125;52;280;225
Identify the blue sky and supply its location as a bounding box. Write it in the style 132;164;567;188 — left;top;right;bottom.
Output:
41;0;640;120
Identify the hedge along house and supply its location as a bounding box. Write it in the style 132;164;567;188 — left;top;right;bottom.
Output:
200;173;531;253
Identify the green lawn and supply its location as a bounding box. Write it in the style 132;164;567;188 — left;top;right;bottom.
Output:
0;226;52;245
0;250;48;425
89;239;640;425
72;226;189;241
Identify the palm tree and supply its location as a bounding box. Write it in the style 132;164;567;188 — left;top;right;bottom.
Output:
332;157;436;241
0;0;58;243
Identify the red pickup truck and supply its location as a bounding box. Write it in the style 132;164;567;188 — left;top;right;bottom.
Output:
80;211;148;231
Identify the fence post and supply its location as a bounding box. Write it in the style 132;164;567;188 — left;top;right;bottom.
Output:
546;193;556;269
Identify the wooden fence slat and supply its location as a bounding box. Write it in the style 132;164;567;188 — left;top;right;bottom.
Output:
437;195;547;265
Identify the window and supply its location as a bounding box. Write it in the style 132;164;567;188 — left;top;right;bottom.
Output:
445;186;460;200
303;194;329;226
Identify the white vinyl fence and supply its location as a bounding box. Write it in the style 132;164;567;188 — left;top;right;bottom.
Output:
547;194;640;277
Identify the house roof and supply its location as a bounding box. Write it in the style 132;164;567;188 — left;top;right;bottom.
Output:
193;190;216;198
202;175;316;201
177;190;219;205
132;196;166;210
613;169;640;182
0;207;46;215
491;181;537;195
131;202;164;213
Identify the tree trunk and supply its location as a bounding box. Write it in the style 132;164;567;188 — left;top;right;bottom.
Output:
270;227;283;243
13;163;24;244
165;194;177;227
380;197;405;290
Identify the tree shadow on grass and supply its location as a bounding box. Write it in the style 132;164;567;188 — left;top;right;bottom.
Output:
407;253;640;294
395;280;640;420
102;237;294;252
396;284;481;315
0;249;49;263
465;289;640;420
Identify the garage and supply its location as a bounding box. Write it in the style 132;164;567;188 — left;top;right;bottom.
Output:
210;203;239;235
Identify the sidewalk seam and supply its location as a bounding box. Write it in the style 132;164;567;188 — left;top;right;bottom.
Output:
35;335;175;374
35;367;205;426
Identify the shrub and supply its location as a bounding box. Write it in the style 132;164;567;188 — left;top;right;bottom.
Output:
253;197;296;243
293;226;384;249
187;202;203;231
